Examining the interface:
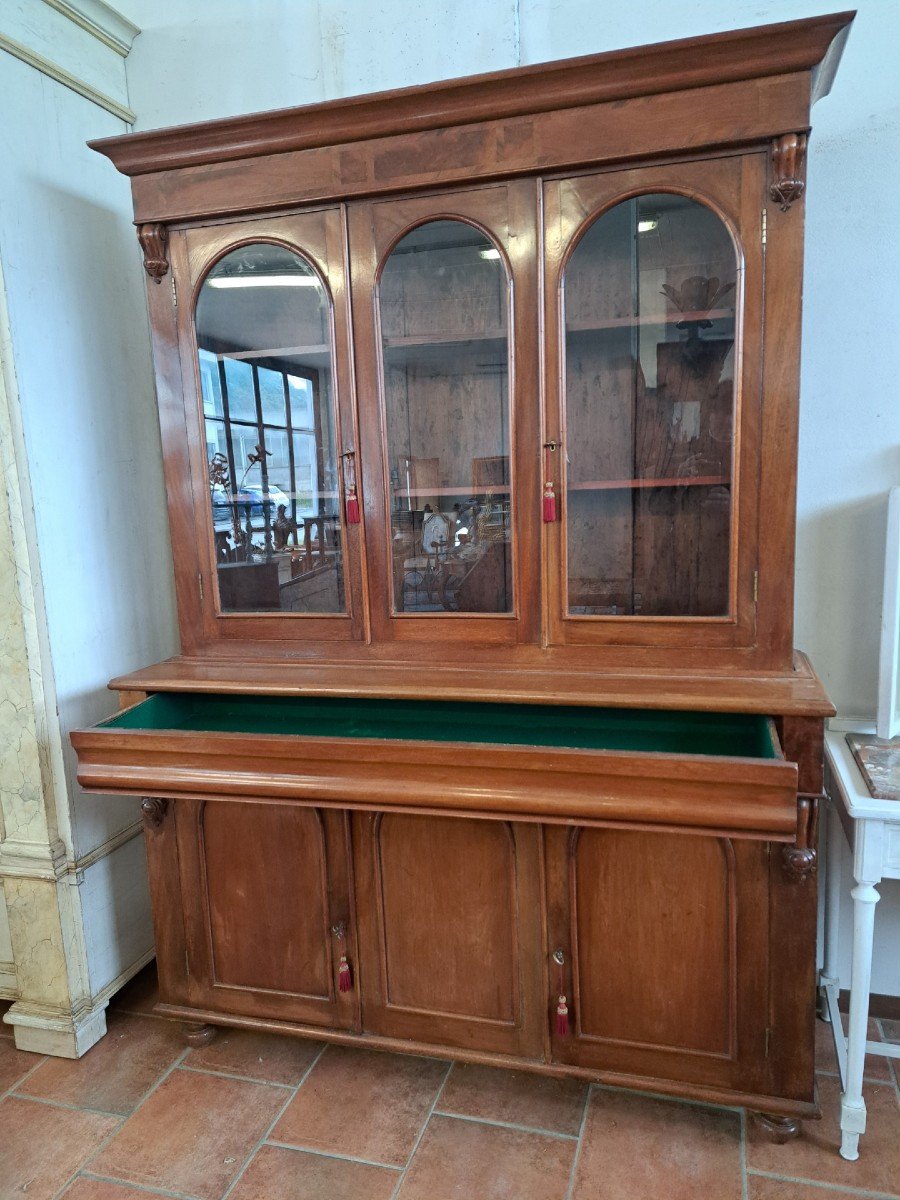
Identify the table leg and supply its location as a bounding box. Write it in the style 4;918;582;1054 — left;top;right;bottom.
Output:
840;870;880;1161
822;799;843;994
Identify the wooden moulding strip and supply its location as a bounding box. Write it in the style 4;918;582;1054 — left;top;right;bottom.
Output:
71;729;798;837
89;12;853;177
151;1000;820;1118
106;653;835;717
124;74;811;225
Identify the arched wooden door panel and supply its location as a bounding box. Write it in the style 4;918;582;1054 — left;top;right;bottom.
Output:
352;812;544;1056
175;799;358;1029
544;824;770;1092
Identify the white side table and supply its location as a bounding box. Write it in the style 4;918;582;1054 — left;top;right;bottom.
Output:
822;725;900;1161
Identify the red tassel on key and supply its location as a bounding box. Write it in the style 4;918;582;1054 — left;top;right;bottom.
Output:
542;481;557;523
556;994;570;1037
338;954;353;992
346;488;361;525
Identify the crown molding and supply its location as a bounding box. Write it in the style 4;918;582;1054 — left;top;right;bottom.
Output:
0;31;135;121
41;0;140;57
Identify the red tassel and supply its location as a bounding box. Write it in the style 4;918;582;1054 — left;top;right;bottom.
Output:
543;481;557;523
346;489;360;525
556;994;569;1037
338;954;352;992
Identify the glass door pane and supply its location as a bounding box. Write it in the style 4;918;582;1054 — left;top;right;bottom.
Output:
563;193;738;617
195;242;346;614
379;220;513;614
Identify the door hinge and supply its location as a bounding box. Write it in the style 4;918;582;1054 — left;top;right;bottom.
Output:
171;275;177;307
198;572;204;602
761;208;768;246
753;570;759;602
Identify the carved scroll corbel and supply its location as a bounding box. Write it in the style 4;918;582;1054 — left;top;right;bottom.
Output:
141;797;169;829
137;223;169;282
769;133;808;212
782;793;819;882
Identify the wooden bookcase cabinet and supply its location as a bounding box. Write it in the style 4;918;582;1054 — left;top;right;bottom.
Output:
74;13;854;1133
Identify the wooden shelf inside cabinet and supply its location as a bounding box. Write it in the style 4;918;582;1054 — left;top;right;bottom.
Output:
569;476;730;492
394;485;512;498
383;330;506;348
223;344;330;360
566;309;734;333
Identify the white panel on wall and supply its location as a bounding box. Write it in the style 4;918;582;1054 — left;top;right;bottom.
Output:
81;833;154;998
1;0;135;118
0;48;178;863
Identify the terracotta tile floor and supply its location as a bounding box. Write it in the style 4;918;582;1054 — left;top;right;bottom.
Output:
0;970;897;1200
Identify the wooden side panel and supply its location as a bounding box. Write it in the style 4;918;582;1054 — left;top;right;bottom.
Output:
545;824;770;1092
201;803;330;996
175;799;357;1029
141;800;190;1008
353;813;544;1057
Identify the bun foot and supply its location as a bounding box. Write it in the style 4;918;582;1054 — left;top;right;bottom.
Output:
751;1111;801;1143
182;1022;216;1047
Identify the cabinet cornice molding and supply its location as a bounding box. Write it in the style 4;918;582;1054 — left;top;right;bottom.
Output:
88;12;853;178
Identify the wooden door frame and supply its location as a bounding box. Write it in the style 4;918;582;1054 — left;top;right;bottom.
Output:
347;179;541;648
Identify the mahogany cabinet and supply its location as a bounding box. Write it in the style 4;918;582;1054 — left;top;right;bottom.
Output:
72;12;854;1133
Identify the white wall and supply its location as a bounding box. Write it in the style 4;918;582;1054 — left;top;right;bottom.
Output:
0;12;177;1006
114;0;900;993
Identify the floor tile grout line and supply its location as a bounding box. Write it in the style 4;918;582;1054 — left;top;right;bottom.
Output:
219;1041;329;1200
563;1081;592;1200
747;1167;900;1199
389;1059;454;1200
77;1170;202;1200
265;1138;404;1173
7;1089;122;1119
177;1061;303;1089
739;1107;749;1200
0;1054;49;1105
431;1107;580;1141
51;1045;193;1200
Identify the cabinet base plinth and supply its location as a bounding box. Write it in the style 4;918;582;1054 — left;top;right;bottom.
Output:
751;1112;801;1143
182;1022;216;1047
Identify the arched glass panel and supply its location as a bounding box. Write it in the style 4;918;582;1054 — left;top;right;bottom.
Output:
195;242;345;614
563;193;738;617
379;220;512;614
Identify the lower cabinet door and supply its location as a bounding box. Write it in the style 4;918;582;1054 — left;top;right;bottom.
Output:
544;825;770;1094
176;799;358;1030
352;813;544;1057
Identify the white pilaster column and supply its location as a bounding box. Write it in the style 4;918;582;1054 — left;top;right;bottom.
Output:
0;257;105;1057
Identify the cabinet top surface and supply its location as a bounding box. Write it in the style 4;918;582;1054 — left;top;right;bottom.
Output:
90;11;853;178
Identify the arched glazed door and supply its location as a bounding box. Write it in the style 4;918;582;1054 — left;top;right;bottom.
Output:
171;209;367;648
348;183;541;647
543;156;765;657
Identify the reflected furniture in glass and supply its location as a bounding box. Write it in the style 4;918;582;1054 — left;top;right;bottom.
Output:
75;14;853;1139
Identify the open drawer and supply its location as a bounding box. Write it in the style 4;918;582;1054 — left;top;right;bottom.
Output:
72;694;798;838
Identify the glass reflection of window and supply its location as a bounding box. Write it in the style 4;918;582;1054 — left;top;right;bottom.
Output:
194;240;345;615
201;352;321;545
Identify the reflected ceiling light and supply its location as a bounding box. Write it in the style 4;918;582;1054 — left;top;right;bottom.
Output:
208;275;320;288
479;247;501;260
637;219;659;233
